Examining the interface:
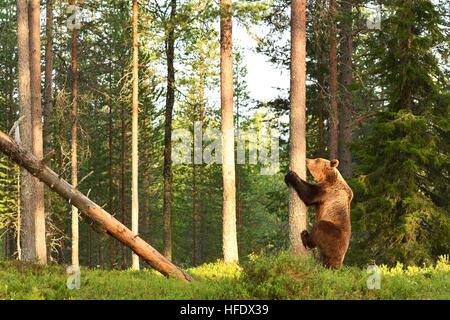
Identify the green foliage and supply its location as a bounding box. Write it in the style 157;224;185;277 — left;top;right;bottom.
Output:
350;0;450;266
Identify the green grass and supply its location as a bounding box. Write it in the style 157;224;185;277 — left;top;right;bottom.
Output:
1;252;449;300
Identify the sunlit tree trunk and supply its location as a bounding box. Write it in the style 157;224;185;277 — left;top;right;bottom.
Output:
131;0;140;271
17;0;35;263
69;0;79;270
29;0;47;264
220;0;238;264
288;0;308;256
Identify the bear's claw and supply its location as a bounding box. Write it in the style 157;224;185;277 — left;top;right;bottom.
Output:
284;170;299;187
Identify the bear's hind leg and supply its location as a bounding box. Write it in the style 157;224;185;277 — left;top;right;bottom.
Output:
321;256;342;269
312;221;344;269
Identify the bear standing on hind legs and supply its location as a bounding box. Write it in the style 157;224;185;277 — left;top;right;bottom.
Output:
285;158;353;269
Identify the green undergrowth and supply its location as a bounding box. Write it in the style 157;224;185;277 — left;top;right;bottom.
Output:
0;252;449;300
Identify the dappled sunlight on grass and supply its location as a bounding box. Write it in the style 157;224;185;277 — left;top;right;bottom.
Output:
188;260;243;281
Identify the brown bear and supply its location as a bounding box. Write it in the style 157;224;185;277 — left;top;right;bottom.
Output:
284;158;353;269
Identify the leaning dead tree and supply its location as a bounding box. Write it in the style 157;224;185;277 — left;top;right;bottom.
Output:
0;130;192;282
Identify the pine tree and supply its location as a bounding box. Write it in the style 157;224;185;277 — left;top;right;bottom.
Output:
351;0;450;265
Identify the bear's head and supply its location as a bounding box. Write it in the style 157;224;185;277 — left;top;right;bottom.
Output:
306;158;339;183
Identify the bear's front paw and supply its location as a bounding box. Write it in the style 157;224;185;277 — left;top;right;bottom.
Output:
301;230;310;249
284;171;299;187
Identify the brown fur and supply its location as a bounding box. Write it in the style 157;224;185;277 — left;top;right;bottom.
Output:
285;158;353;269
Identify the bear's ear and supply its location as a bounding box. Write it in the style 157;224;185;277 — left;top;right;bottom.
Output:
330;159;339;168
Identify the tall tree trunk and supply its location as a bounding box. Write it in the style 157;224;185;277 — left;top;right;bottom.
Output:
191;98;198;265
163;0;176;261
108;73;115;269
314;0;324;158
70;0;79;270
121;102;127;268
328;0;339;159
338;0;353;177
44;0;53;156
191;24;205;265
192;134;197;265
289;0;308;256
16;0;35;263
220;0;238;264
235;66;243;254
143;167;150;243
131;0;140;271
29;0;47;264
43;0;54;263
198;48;205;264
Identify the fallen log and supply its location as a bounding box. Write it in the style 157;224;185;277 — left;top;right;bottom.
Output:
0;130;192;282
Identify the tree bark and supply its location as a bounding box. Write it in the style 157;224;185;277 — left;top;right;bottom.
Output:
108;79;115;269
314;0;324;158
17;0;36;263
220;0;238;264
289;0;308;256
328;0;339;160
0;130;192;282
163;0;177;261
192;135;197;265
121;101;127;268
338;0;353;178
44;0;53;156
198;45;205;264
69;0;79;270
29;0;47;265
131;0;140;271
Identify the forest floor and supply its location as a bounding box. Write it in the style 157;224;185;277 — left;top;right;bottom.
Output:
0;252;449;300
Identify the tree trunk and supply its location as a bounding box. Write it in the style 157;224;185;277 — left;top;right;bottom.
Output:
220;0;238;264
235;66;243;254
289;0;308;256
163;0;177;261
338;0;353;178
131;0;140;271
0;130;192;282
17;0;36;263
69;0;79;270
108;76;115;269
44;0;53;156
198;48;205;264
121;101;127;268
328;0;339;159
314;0;324;158
192;136;197;265
29;0;47;265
